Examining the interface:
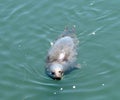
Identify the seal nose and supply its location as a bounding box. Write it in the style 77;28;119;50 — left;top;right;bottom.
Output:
54;71;62;80
55;74;62;80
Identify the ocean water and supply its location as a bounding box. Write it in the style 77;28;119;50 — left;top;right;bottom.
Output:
0;0;120;100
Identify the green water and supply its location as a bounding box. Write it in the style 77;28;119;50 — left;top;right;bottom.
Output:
0;0;120;100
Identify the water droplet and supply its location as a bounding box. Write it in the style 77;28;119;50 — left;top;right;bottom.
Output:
92;32;96;35
50;42;53;46
73;85;76;89
73;25;76;28
90;1;95;6
60;88;63;91
102;84;105;86
53;92;57;94
90;3;93;5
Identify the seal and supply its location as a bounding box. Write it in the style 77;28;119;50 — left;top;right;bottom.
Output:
45;27;79;80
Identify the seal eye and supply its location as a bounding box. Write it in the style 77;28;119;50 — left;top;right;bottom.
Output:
58;71;63;74
51;72;55;75
58;71;61;73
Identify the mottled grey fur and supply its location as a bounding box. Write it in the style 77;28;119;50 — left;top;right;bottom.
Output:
45;27;79;80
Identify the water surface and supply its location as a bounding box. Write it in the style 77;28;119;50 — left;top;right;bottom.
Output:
0;0;120;100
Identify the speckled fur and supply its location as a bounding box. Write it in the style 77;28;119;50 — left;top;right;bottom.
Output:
45;27;79;80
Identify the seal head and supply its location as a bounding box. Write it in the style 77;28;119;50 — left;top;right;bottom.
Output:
46;63;64;80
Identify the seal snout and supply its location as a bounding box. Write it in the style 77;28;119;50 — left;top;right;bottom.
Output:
54;70;63;80
46;63;64;80
52;69;63;80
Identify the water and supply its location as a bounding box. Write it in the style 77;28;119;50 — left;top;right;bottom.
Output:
0;0;120;100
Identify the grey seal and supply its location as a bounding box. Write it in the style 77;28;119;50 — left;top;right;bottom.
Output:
45;27;79;80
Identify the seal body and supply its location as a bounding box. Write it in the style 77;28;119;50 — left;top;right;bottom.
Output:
45;28;79;80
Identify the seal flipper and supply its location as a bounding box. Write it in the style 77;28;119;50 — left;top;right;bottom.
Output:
75;64;81;69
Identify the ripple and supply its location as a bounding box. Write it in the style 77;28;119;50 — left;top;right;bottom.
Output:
0;0;120;99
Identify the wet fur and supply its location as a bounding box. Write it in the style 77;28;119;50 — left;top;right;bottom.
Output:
45;27;79;80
